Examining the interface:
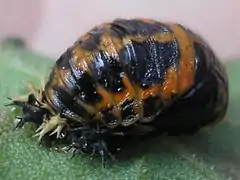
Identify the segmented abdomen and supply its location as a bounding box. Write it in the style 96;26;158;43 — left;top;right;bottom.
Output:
43;19;215;128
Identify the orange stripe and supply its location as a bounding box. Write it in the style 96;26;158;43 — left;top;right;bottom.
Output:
112;89;130;104
160;66;178;99
71;45;94;69
167;24;195;94
139;84;160;100
99;33;119;57
134;18;155;24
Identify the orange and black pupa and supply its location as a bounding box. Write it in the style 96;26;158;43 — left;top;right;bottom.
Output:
6;18;229;166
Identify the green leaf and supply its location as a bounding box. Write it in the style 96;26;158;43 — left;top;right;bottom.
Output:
0;40;239;180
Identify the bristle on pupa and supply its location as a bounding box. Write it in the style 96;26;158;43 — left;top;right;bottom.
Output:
33;114;67;141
